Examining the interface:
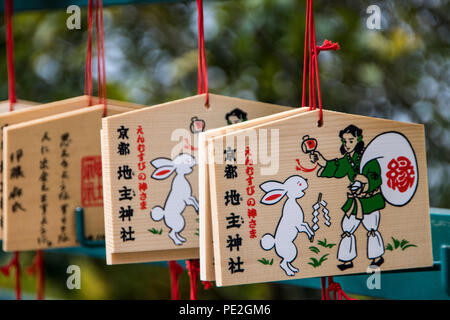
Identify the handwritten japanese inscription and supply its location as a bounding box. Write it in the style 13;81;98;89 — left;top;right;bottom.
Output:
3;105;132;251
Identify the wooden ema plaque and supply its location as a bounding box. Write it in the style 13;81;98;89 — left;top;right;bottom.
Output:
0;96;145;241
208;109;432;286
0;99;37;238
3;104;139;251
198;107;311;281
0;100;37;112
101;93;292;264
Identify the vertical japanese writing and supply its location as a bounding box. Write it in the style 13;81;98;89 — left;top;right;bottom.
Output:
224;146;244;275
0;123;9;227
136;125;147;211
9;148;25;214
245;146;257;239
38;132;51;247
58;133;71;243
117;125;135;242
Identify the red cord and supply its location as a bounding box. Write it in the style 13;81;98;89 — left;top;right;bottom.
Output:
301;0;339;125
301;0;309;108
321;276;356;300
169;261;184;300
186;259;199;300
36;250;45;300
84;0;93;106
95;0;107;116
196;0;209;107
179;0;213;299
202;279;213;290
1;251;21;299
320;277;326;300
27;250;45;300
4;0;16;111
85;0;107;115
186;259;213;300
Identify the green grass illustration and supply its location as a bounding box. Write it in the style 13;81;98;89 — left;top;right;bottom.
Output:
307;238;336;268
317;238;336;249
195;218;199;236
148;228;163;235
309;246;320;254
257;258;274;265
386;237;417;251
308;254;329;268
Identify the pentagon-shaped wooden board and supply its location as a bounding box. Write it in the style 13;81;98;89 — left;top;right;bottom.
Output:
199;107;312;281
3;104;137;251
0;99;37;238
0;96;145;242
101;93;293;264
0;100;37;112
208;109;432;286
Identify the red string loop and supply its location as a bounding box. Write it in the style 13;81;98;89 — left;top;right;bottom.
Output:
95;0;107;116
316;39;340;53
26;250;45;300
196;0;209;107
186;259;214;299
180;1;213;300
0;251;21;300
202;280;213;290
186;259;199;300
301;0;339;126
169;261;184;300
85;0;107;115
84;0;94;106
4;0;16;111
320;276;356;300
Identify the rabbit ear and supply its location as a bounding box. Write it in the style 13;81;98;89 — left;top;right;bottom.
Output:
151;158;175;180
260;189;287;205
151;166;175;180
259;181;284;192
151;158;173;168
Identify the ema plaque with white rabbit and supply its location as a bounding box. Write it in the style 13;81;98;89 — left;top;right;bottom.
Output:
101;94;293;264
207;109;432;286
150;154;199;246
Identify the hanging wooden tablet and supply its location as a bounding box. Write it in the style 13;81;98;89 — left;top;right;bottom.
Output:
0;100;37;112
0;99;37;239
3;104;138;251
101;93;292;264
199;107;312;281
208;109;432;286
0;96;145;241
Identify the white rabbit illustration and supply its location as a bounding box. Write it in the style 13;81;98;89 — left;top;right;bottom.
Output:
150;153;199;245
260;175;314;276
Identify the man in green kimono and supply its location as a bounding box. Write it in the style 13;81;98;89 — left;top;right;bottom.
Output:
310;125;385;271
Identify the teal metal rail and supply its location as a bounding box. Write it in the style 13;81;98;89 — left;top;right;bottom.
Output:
0;207;447;300
47;207;450;300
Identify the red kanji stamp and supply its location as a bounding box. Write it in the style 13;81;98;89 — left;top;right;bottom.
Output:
81;156;103;207
386;156;415;193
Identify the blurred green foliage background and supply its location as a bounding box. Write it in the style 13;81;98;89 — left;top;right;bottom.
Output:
0;0;447;299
